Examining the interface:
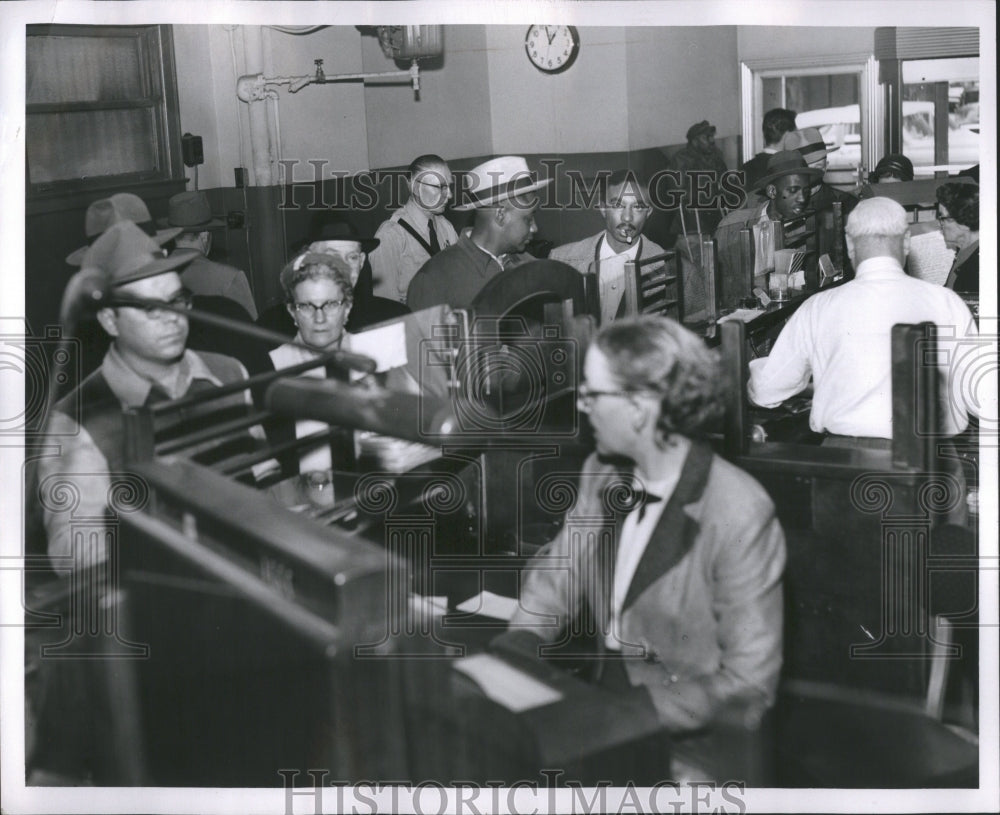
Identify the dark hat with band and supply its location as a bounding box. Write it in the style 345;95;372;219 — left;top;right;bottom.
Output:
67;193;182;266
157;191;226;233
80;221;198;289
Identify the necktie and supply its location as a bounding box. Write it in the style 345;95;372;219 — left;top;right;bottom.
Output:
427;219;441;256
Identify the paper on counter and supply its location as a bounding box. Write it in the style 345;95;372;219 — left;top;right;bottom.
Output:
455;590;520;621
453;653;563;712
409;594;449;617
907;229;955;286
348;320;408;374
718;308;765;324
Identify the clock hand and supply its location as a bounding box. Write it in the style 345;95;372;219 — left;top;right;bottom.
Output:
547;27;556;44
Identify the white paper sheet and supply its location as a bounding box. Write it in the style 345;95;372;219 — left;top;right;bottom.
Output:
348;320;408;373
907;229;955;286
455;590;520;621
718;308;766;323
452;654;563;712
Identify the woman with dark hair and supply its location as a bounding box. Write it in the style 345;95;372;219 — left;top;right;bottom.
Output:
496;315;786;780
870;153;914;183
935;182;979;296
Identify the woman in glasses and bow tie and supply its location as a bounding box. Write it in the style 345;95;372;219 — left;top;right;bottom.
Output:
496;315;786;781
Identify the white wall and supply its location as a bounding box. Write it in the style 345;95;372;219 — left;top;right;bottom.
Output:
173;24;369;189
626;26;740;149
362;25;493;169
173;23;747;190
485;26;632;156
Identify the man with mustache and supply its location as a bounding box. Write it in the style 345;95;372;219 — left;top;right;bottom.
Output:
550;170;667;325
713;151;823;309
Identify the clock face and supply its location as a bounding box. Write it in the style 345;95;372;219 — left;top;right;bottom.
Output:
524;25;579;74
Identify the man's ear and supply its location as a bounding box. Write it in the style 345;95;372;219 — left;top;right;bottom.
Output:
902;230;911;259
765;183;778;201
359;251;367;267
96;307;119;338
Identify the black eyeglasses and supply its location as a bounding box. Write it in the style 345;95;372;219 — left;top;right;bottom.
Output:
578;384;646;407
121;289;194;320
416;178;452;192
936;212;956;224
293;299;348;318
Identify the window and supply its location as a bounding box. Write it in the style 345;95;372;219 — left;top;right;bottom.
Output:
26;24;182;196
900;57;979;174
741;56;880;180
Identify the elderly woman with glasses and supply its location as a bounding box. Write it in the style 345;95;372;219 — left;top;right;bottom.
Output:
267;250;356;476
495;315;786;780
935;181;979;297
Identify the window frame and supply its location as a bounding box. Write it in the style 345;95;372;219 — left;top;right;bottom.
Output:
740;54;882;176
25;23;184;201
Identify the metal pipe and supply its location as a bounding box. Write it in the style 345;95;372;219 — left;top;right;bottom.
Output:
242;26;273;186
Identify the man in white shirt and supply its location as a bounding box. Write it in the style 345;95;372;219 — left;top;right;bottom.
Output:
549;170;667;325
370;154;459;304
748;196;984;440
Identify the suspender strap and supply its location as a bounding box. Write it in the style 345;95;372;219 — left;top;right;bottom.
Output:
398;218;436;257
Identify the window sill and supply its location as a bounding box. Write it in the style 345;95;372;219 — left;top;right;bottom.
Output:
26;177;188;216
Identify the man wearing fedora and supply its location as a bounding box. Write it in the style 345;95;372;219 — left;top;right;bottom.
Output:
550;170;667;325
780;127;859;219
669;120;730;237
406;156;549;312
65;192;183;267
713;150;824;308
370;154;459;304
160;190;258;320
36;221;255;570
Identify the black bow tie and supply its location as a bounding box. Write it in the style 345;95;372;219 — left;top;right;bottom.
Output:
629;488;662;522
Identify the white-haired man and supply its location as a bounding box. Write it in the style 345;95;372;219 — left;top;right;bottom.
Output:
748;197;984;446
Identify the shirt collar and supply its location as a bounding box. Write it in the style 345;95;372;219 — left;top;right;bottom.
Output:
854;256;907;279
402;196;433;222
599;233;641;260
102;344;223;407
469;236;505;268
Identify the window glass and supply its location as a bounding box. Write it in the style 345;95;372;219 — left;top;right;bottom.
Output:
27;35;145;103
901;57;979;173
26;25;178;196
27;110;157;184
760;71;862;170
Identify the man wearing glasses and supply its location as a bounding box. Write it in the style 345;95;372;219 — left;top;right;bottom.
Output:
370;154;458;304
35;221;254;570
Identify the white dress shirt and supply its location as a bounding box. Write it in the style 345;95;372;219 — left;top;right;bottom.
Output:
748;256;985;437
597;235;641;325
606;470;681;652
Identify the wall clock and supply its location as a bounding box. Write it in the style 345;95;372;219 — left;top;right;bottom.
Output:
524;25;580;74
